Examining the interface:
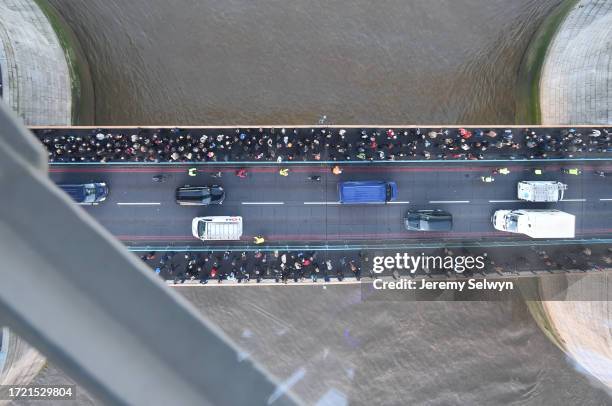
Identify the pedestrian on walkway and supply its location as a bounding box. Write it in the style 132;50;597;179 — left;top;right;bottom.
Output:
254;235;265;245
563;168;582;175
332;165;343;175
279;168;289;176
200;272;209;284
236;168;248;178
350;260;361;281
493;167;510;175
311;263;320;282
459;128;472;139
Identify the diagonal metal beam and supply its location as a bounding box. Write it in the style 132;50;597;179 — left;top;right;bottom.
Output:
0;102;298;406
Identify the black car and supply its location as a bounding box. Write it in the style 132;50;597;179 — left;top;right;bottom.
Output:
404;209;452;231
176;185;225;205
59;183;108;204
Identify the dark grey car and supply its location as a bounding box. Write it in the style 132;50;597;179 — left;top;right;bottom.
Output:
404;209;452;231
176;185;225;205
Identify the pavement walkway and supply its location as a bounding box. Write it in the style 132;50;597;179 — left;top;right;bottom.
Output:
34;126;612;163
540;0;612;124
0;0;71;125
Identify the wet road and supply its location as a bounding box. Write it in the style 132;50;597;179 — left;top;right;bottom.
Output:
49;160;612;247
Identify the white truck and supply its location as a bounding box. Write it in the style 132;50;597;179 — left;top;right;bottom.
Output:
517;181;567;202
192;216;243;241
492;209;575;238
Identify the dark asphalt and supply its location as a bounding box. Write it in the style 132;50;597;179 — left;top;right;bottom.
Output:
48;160;612;248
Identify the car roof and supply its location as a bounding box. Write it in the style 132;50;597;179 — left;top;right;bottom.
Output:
177;187;210;197
405;210;452;231
406;209;451;217
178;186;210;190
420;217;452;231
339;181;389;202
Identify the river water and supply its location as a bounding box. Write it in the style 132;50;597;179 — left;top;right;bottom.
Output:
51;0;561;125
29;0;611;404
20;285;611;405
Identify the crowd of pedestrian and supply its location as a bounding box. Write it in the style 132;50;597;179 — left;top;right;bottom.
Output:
524;128;611;158
141;250;366;284
140;245;611;284
36;127;612;163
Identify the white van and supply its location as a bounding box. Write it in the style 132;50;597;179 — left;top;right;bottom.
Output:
192;216;243;241
492;209;575;238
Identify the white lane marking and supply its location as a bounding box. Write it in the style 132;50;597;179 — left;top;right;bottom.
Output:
387;201;410;204
304;202;341;205
241;202;284;205
600;198;612;201
561;199;586;202
429;200;470;204
489;200;521;203
117;202;161;206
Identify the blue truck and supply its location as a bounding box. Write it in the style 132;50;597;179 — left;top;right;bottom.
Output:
58;183;109;205
338;181;398;204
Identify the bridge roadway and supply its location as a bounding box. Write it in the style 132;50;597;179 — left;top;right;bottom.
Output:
48;161;612;248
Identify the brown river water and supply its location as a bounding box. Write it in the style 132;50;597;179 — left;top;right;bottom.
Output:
18;0;610;404
52;0;560;126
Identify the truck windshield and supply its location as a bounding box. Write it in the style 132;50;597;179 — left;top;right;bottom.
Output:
84;185;97;197
197;221;207;237
505;214;518;232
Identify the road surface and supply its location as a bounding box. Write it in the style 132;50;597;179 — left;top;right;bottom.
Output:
49;160;612;248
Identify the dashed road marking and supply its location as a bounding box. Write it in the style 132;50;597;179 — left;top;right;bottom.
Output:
599;198;612;201
387;201;410;204
489;200;521;203
242;202;284;205
117;202;161;206
561;199;587;202
304;202;341;205
429;200;470;204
